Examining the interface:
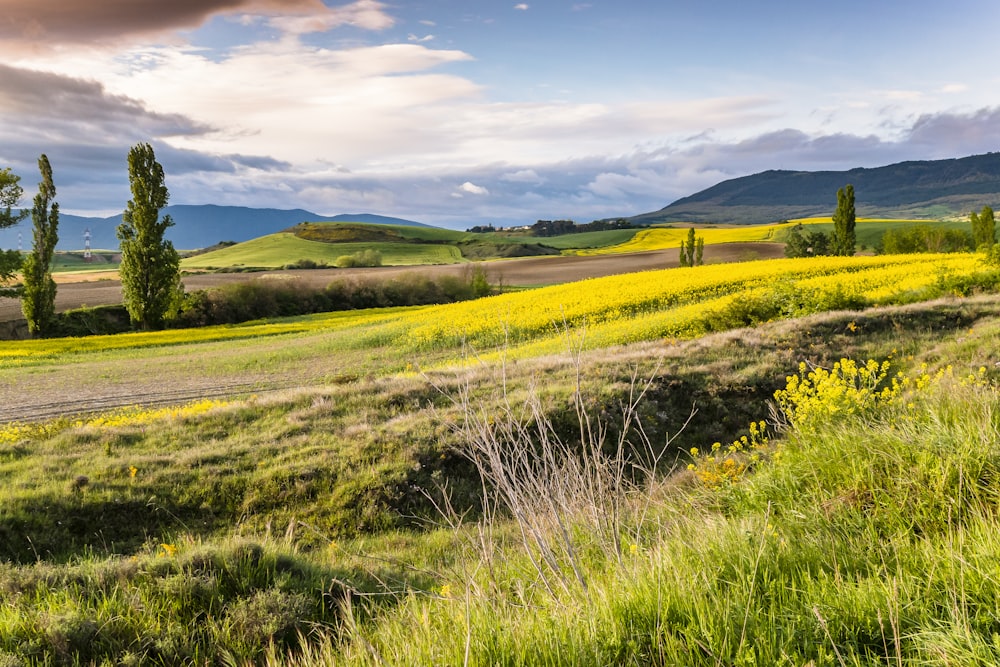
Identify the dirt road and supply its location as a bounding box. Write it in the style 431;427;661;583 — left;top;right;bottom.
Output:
0;243;785;323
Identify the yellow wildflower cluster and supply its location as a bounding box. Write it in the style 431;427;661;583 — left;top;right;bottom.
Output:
0;309;402;367
773;359;900;432
687;420;769;487
771;358;967;437
77;399;229;429
0;399;230;446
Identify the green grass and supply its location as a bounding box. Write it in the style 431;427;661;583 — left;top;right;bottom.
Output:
780;217;976;249
313;353;1000;666
5;251;1000;662
3;297;1000;663
290;222;472;244
181;233;463;269
182;225;650;270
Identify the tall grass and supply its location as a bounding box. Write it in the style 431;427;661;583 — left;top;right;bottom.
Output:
309;360;1000;666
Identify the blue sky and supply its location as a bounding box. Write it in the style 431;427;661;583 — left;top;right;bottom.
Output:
1;0;999;229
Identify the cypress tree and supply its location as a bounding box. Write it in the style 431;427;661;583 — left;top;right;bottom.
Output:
831;184;856;256
117;143;181;330
21;155;59;336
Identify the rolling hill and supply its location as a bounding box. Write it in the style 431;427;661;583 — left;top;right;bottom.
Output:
633;152;1000;225
0;205;426;252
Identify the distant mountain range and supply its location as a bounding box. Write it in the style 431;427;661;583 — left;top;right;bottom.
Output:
632;152;1000;226
0;206;427;252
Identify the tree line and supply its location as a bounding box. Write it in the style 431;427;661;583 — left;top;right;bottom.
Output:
1;143;180;337
784;185;857;258
784;184;995;258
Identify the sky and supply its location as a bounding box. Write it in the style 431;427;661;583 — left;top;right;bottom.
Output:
1;0;1000;229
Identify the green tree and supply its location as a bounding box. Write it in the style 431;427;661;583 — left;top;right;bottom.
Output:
830;184;856;256
806;230;830;256
679;228;704;267
21;155;59;336
117;143;181;330
970;205;996;250
784;223;809;258
0;167;28;296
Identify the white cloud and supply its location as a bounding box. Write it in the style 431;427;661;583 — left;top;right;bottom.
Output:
407;33;435;42
460;181;490;195
514;4;530;10
501;169;543;183
266;0;395;35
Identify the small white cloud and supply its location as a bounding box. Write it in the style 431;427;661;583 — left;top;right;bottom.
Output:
514;3;529;10
502;169;543;183
460;181;490;195
941;83;968;94
407;33;434;42
420;19;436;26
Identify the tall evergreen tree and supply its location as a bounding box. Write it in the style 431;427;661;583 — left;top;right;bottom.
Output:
831;184;856;256
21;155;59;336
0;167;28;297
117;143;181;330
971;205;996;250
679;228;704;267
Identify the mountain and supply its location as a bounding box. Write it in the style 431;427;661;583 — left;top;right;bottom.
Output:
0;205;428;252
633;152;1000;226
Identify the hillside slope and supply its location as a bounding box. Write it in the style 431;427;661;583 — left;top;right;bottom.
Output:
634;152;1000;225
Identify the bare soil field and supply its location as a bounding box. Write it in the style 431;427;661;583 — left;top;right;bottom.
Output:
0;243;784;323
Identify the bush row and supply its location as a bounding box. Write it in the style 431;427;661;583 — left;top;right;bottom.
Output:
174;267;492;327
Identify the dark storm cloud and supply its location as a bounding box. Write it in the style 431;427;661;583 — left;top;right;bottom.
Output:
0;64;211;141
0;64;291;215
0;0;329;45
907;107;1000;155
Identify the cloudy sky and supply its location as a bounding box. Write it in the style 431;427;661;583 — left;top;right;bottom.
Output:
2;0;999;228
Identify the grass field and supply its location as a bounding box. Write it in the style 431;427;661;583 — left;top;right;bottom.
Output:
181;232;463;269
4;248;1000;664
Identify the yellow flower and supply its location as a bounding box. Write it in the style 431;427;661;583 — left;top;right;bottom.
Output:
160;543;178;557
439;584;452;599
128;466;138;479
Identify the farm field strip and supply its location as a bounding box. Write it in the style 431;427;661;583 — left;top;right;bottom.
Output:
2;253;995;423
397;253;988;350
581;218;968;255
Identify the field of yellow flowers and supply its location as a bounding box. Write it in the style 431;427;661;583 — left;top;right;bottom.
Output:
2;253;995;373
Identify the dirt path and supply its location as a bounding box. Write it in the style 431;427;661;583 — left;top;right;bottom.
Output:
0;243;785;323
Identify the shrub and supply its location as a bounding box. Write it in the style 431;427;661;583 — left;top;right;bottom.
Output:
172;271;494;328
335;249;382;268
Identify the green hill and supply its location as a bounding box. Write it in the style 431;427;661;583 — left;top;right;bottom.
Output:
635;152;1000;225
181;231;463;269
182;222;637;269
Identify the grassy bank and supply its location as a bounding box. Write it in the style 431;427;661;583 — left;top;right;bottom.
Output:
3;251;1000;663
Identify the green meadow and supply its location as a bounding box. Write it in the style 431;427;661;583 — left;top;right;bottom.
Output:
178;219;973;271
4;248;1000;664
